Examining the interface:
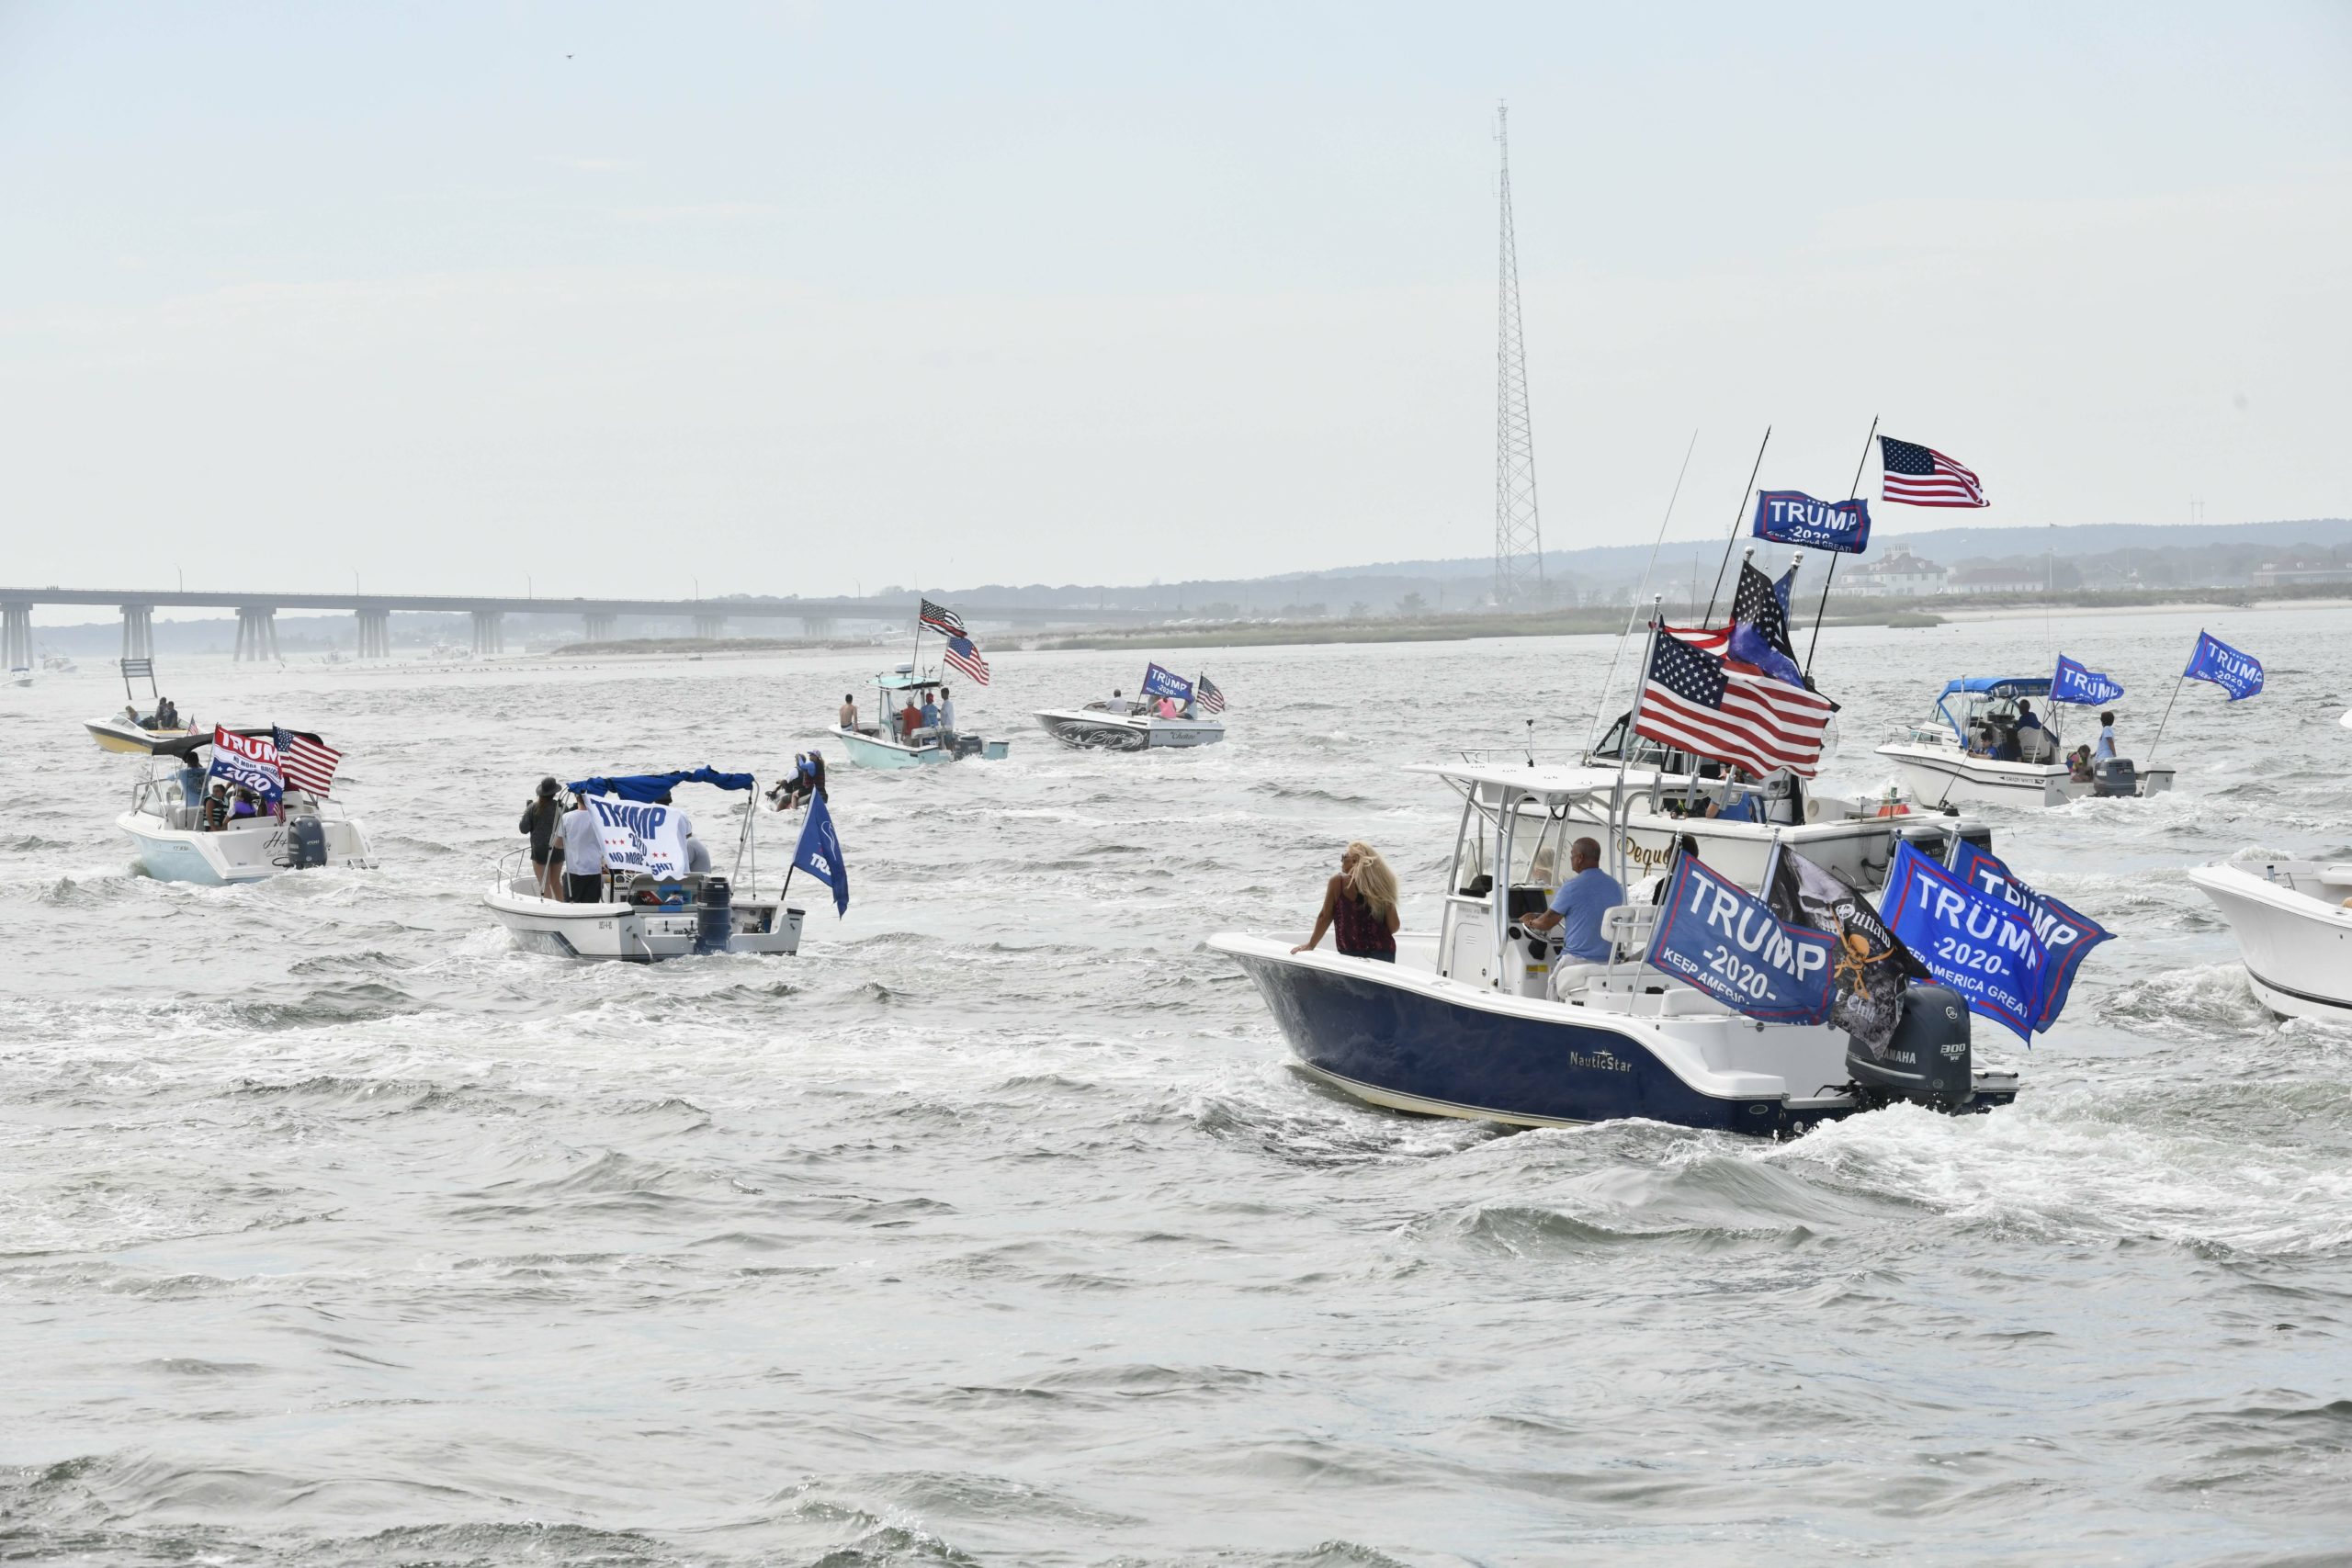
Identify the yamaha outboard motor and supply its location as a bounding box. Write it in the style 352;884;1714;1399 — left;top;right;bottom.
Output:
694;874;732;955
1847;985;1974;1112
2092;757;2138;797
288;816;328;869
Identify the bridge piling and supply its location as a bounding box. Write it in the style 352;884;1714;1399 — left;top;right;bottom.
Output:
356;606;391;660
119;604;154;662
232;606;279;663
583;613;616;643
3;602;31;669
692;613;725;642
470;609;503;656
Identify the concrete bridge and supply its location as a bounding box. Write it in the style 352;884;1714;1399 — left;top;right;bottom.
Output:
0;588;1153;664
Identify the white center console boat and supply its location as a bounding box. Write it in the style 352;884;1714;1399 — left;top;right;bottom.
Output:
118;728;374;884
1875;677;2173;808
1210;761;2018;1134
2186;857;2352;1021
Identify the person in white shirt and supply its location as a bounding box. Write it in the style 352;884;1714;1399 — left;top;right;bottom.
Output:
937;689;957;744
559;796;606;902
2091;710;2119;764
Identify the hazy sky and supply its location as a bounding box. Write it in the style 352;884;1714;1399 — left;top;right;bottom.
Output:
3;2;2347;603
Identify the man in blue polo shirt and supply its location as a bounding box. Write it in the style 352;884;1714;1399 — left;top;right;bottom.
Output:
1523;836;1623;962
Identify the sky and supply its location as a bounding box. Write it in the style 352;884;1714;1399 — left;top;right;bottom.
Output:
2;1;2347;605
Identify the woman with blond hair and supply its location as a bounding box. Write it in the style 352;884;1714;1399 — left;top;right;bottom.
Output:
1293;840;1401;962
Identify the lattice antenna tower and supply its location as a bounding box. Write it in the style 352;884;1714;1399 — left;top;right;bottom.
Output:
1491;102;1545;609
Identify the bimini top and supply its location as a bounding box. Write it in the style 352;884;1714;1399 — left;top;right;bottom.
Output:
1406;760;1630;806
567;767;755;801
138;723;325;761
1939;677;2051;700
874;671;949;694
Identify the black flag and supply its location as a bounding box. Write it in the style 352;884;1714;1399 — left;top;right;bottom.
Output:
1766;846;1925;1058
1731;560;1796;661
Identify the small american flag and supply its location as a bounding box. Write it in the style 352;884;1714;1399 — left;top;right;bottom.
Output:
920;598;967;637
944;635;990;685
273;727;343;796
1196;674;1226;715
1880;436;1987;508
1634;627;1834;778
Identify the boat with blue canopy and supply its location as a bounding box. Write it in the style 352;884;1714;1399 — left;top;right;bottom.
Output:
484;766;812;961
1875;675;2173;807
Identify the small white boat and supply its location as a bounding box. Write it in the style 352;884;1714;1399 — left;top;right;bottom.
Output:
1875;676;2173;808
1035;701;1225;750
1209;760;2018;1134
6;666;29;688
86;658;207;753
834;667;1011;770
2186;858;2352;1021
118;731;375;884
484;768;811;962
1037;664;1227;750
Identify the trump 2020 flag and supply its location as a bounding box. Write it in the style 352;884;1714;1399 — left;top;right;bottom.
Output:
791;791;850;916
1140;663;1193;703
1766;845;1928;1059
1751;490;1872;554
2184;630;2263;700
207;727;283;807
2051;656;2125;707
1947;840;2110;1032
1648;853;1836;1024
1878;840;2046;1042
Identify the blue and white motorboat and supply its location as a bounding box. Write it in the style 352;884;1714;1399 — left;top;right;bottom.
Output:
834;666;1012;770
1209;760;2018;1134
1875;677;2173;808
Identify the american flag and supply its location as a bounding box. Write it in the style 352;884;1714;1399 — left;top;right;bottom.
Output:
944;635;990;685
1196;673;1226;715
272;727;343;796
1634;627;1834;778
919;598;967;637
1880;436;1987;508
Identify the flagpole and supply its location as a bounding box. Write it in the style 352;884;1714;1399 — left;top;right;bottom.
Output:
2144;671;2188;765
1584;426;1699;758
1803;414;1878;677
1702;426;1771;626
1613;599;1664;891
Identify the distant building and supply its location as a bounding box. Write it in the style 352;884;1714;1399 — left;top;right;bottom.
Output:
1947;564;2048;595
1838;548;1948;598
2250;558;2352;587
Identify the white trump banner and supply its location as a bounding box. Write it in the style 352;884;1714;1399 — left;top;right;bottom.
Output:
587;797;690;878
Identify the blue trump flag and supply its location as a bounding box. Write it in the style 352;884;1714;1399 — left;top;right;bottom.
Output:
1878;840;2045;1042
1751;490;1872;554
1947;841;2109;1031
789;791;850;916
1140;663;1193;702
2051;655;2125;706
2184;630;2263;700
1649;853;1836;1024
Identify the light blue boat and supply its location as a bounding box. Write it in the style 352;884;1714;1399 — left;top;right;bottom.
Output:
833;667;1011;771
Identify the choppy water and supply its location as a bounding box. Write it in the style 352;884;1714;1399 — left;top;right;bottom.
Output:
4;607;2349;1567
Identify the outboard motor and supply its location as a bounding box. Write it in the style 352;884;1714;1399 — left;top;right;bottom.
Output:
288;815;328;869
2092;757;2138;797
1846;985;1974;1112
694;874;732;955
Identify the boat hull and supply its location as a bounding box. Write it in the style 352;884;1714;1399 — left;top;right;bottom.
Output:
484;887;806;961
831;726;1006;769
88;718;199;755
1875;740;2174;809
119;812;377;885
1210;935;2014;1134
1035;709;1226;750
2186;862;2352;1020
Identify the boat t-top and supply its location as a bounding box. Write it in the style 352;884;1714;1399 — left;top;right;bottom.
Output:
1875;677;2173;807
1210;760;2018;1134
118;724;375;884
833;600;1010;770
1036;663;1227;750
86;658;203;753
484;768;814;961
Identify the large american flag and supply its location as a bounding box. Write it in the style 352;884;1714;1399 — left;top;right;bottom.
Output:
1634;627;1834;778
919;598;967;637
944;635;990;685
272;727;343;796
1196;673;1226;715
1880;436;1987;508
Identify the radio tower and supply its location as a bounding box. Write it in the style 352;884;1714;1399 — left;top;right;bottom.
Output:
1491;102;1545;609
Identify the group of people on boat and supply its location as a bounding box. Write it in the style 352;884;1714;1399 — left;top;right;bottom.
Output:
122;697;183;730
518;776;713;903
1291;832;1629;968
193;779;267;831
1085;687;1203;720
840;688;960;746
768;750;828;811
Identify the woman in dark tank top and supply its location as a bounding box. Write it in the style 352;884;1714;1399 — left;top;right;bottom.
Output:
1293;840;1401;961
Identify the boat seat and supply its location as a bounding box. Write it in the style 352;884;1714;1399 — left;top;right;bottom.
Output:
1602;904;1657;960
2017;727;2056;764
